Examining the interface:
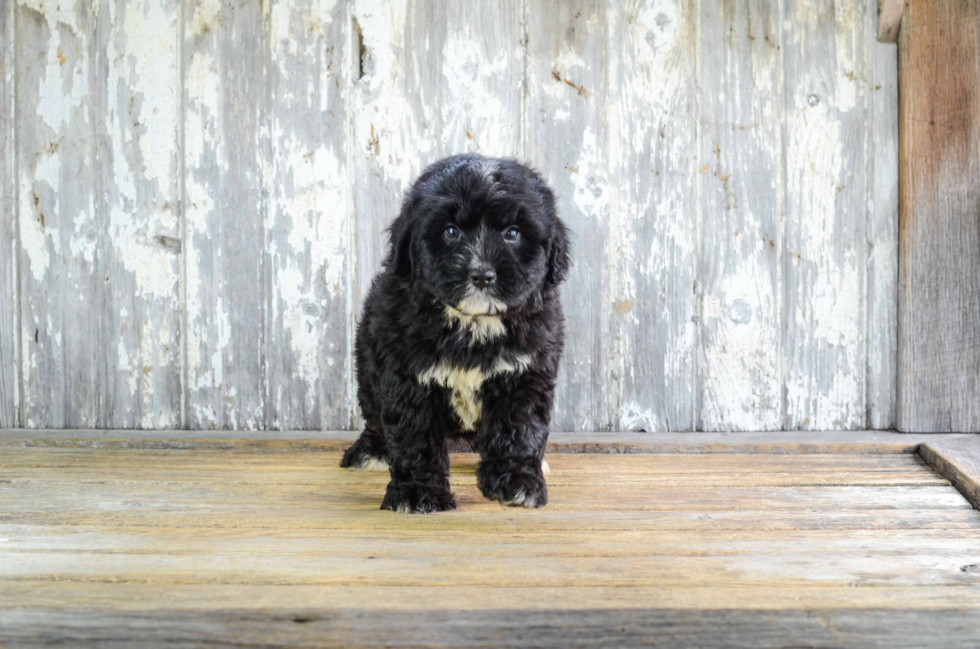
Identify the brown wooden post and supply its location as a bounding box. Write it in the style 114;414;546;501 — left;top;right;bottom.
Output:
898;0;980;432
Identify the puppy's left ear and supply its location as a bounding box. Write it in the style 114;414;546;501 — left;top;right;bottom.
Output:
535;180;570;285
546;219;571;285
385;199;417;278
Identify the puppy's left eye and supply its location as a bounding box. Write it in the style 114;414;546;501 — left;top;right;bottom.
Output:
503;227;520;243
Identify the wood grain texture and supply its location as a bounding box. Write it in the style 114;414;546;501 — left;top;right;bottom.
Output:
183;0;267;429
608;0;698;432
0;0;16;428
867;0;899;430
4;607;980;649
525;0;611;432
876;0;904;43
897;0;980;432
101;0;182;428
527;0;698;432
920;437;980;509
264;0;352;430
16;0;105;427
782;0;870;430
698;0;782;431
1;446;979;646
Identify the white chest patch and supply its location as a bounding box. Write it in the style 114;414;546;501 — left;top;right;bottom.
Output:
418;355;533;431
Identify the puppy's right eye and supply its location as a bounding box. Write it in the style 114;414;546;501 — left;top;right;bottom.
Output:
445;225;461;240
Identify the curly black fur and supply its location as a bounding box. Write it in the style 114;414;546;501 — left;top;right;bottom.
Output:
340;154;570;513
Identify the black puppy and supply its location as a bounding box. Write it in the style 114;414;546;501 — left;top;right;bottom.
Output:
340;154;570;513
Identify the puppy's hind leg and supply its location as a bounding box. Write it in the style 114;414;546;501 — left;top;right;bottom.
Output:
340;425;390;471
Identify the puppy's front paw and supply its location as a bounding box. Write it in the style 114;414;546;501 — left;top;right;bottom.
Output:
380;481;457;514
477;459;548;508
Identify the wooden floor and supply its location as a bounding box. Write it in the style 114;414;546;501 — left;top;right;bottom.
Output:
2;439;980;647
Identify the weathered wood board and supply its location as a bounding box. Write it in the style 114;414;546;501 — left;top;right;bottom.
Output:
697;0;782;431
782;0;870;430
897;0;980;432
920;437;980;509
264;0;352;431
3;0;902;432
16;0;105;428
868;3;900;431
1;445;979;646
0;0;17;428
101;0;183;429
183;0;267;430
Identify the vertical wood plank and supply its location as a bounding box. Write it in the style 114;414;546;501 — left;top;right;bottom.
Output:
867;0;898;430
101;0;182;428
697;0;783;431
527;0;698;432
183;0;266;429
264;0;351;430
782;0;869;430
525;0;610;431
16;0;105;428
0;0;17;428
349;0;524;428
610;0;699;432
897;0;980;432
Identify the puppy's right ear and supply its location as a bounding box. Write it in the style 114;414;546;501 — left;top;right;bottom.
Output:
385;198;418;277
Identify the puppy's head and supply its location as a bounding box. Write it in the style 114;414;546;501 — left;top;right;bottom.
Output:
386;154;570;315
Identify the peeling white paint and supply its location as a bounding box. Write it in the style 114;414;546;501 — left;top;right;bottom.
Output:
21;0;88;132
118;1;179;190
571;128;608;220
6;0;895;432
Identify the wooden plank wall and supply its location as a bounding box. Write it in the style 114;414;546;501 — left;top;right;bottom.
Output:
897;0;980;433
1;0;17;428
0;0;899;432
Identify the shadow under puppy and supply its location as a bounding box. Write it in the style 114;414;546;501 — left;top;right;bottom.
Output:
341;154;570;513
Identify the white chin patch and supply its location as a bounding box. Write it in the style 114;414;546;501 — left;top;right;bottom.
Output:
456;292;507;316
352;456;389;472
541;458;551;475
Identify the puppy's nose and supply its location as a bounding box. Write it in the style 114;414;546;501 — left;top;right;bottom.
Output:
469;266;497;289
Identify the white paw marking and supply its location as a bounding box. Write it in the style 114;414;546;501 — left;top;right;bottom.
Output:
352;456;389;472
395;502;413;514
502;487;538;509
541;458;551;475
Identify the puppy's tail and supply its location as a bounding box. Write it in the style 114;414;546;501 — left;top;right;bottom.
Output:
340;428;390;471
